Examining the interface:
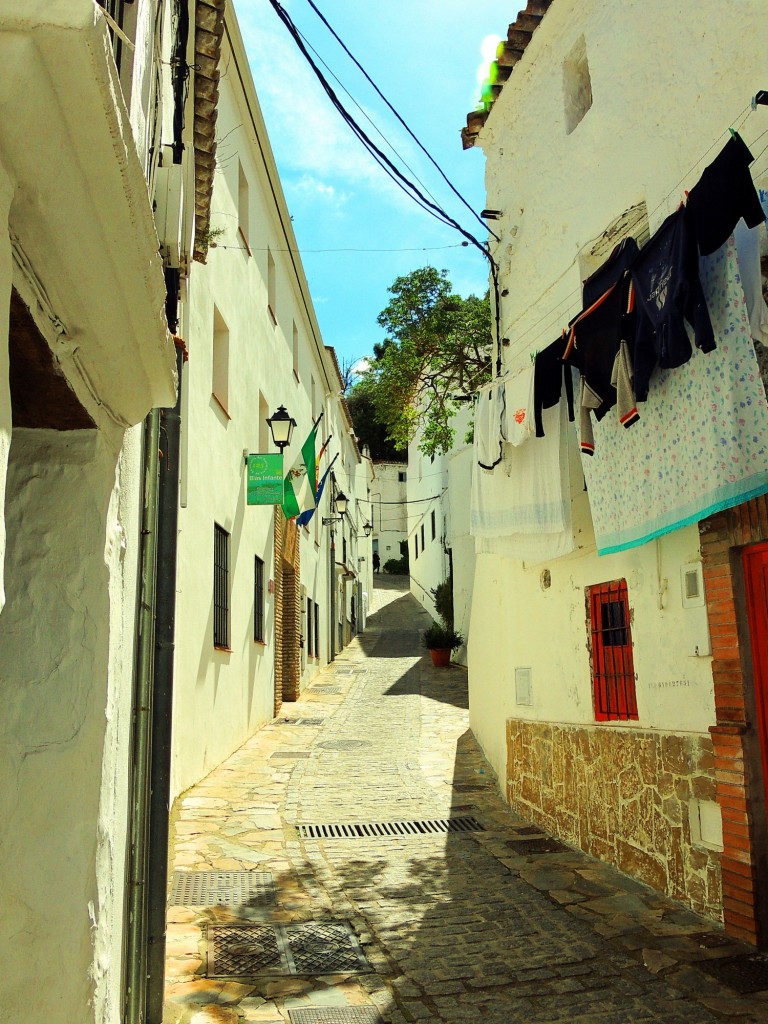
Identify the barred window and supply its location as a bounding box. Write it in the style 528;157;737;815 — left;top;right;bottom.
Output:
314;601;320;658
254;556;265;643
588;579;637;721
306;596;313;657
213;524;230;649
431;510;436;541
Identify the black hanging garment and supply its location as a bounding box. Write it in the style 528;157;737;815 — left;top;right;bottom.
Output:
533;334;575;437
563;273;639;454
685;132;764;256
630;207;715;401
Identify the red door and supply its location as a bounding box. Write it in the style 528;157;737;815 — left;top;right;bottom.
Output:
744;542;768;809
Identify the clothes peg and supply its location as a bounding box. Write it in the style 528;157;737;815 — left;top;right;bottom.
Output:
729;127;736;138
752;90;768;110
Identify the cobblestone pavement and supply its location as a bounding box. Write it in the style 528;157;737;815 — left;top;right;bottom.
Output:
165;577;768;1024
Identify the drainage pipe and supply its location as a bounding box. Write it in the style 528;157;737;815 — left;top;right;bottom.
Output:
145;342;183;1023
124;407;161;1024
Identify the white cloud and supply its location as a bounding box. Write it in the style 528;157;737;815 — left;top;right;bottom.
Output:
238;1;437;215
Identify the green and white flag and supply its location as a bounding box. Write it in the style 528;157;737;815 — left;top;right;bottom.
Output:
282;423;317;519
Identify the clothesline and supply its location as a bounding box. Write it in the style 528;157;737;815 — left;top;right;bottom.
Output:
493;107;767;372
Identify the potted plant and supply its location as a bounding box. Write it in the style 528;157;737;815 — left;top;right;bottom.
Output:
422;621;464;668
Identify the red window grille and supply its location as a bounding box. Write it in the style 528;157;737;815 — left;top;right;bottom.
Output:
588;579;638;721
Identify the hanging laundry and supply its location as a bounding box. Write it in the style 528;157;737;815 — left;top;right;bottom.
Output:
581;236;768;555
582;236;639;306
502;363;535;446
533;334;575;437
471;400;573;561
578;341;639;455
474;380;505;469
733;216;768;344
685;132;764;256
564;275;639;453
631;206;715;400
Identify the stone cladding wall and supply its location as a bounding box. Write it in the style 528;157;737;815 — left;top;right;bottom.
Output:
506;720;722;920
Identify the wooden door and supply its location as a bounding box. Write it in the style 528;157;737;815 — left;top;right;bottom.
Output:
744;542;768;809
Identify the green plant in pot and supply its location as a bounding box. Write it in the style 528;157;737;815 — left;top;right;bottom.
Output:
422;621;464;668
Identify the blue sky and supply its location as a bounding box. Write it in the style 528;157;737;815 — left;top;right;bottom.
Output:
237;0;504;365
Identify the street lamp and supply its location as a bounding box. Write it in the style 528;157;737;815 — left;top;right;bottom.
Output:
322;490;347;525
266;405;296;452
363;521;373;537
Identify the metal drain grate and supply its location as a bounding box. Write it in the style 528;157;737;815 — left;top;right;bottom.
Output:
699;953;768;994
506;837;571;854
275;718;326;726
207;922;370;978
318;739;370;750
270;751;312;759
689;931;733;949
170;871;275;907
289;1009;383;1024
296;816;484;839
310;686;343;695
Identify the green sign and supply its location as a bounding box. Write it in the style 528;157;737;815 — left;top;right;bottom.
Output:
247;453;284;506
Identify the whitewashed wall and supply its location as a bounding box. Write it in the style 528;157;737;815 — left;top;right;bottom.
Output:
370;461;407;568
467;0;764;778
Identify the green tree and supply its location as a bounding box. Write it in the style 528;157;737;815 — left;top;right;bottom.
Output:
352;267;491;458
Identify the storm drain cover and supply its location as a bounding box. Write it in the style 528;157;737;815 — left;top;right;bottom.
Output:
450;783;485;792
170;871;275;907
296;816;484;839
318;739;370;750
276;718;326;726
310;686;343;695
506;837;570;854
270;751;312;759
699;953;768;994
689;931;733;949
289;1010;383;1024
207;922;370;977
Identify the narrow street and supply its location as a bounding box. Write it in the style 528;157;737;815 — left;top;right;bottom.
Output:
165;578;768;1024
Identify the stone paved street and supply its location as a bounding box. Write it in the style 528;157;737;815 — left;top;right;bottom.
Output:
165;577;768;1024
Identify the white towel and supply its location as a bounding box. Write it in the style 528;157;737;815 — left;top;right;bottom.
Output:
475;382;504;469
502;364;536;447
471;400;574;560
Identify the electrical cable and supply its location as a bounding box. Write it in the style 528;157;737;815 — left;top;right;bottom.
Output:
301;0;497;242
293;25;444;213
211;242;469;254
263;0;502;346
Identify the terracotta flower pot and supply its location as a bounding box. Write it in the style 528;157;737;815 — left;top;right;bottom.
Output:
429;647;452;668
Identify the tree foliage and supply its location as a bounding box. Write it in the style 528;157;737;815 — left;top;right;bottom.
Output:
349;267;492;458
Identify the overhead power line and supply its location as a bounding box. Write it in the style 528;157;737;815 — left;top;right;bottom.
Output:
301;0;494;241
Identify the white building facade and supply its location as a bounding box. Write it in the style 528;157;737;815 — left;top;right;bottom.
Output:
461;0;768;940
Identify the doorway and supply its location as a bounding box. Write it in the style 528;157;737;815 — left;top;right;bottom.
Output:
744;542;768;812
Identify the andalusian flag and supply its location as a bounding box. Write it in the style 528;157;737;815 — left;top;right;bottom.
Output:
282;423;318;519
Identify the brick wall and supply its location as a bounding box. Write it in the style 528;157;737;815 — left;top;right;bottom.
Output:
273;510;284;715
274;513;302;709
699;494;768;944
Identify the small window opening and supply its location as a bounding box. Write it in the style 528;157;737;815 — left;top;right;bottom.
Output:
267;249;277;325
238;161;250;252
212;306;229;414
563;35;593;135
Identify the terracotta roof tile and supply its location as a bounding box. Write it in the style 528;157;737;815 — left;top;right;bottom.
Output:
461;0;554;150
193;0;226;264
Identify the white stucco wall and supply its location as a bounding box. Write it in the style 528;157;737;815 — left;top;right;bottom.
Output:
0;424;137;1024
171;21;369;799
447;445;475;666
466;0;764;779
